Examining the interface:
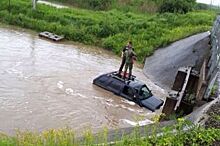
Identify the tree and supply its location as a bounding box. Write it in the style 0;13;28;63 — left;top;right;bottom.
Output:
159;0;196;14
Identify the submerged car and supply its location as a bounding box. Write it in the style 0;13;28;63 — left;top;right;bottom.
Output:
93;71;164;111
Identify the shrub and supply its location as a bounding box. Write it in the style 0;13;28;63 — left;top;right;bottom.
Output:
159;0;196;14
87;0;112;10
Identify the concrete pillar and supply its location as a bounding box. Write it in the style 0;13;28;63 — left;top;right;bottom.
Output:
33;0;36;10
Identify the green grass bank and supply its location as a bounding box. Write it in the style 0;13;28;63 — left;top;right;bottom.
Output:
0;0;216;62
0;119;220;146
46;0;161;13
0;0;216;61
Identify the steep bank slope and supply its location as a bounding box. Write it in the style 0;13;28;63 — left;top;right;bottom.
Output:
0;0;216;61
143;32;210;89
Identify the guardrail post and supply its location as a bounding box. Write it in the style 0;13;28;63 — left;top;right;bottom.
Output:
33;0;36;10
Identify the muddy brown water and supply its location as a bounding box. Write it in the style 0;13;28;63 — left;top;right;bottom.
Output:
0;26;166;135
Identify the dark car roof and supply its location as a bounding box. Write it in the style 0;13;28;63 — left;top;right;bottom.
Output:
128;80;145;90
93;71;164;111
94;71;146;92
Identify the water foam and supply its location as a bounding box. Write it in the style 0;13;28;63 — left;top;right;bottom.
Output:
120;119;153;126
121;99;136;106
57;81;64;89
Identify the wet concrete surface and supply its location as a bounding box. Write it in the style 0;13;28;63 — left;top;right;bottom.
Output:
0;25;166;135
143;32;211;90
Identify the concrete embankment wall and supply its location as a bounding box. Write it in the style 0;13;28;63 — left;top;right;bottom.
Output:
143;32;211;89
204;16;220;99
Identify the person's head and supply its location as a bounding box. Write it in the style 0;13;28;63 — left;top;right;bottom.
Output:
127;41;132;47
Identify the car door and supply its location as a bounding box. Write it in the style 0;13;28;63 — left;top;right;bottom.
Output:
121;86;135;100
107;79;123;95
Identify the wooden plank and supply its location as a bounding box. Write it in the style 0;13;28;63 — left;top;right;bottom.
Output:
39;31;64;41
174;67;192;110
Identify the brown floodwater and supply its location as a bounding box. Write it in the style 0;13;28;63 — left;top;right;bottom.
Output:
0;25;167;135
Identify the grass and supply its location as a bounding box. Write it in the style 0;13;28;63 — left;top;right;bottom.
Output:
46;0;161;13
210;82;218;97
0;119;220;146
0;0;216;62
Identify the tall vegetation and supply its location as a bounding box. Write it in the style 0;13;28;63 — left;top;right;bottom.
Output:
159;0;196;13
0;0;216;61
0;119;219;145
48;0;203;14
47;0;161;13
47;0;113;10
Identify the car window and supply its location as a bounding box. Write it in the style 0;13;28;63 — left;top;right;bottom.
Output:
110;80;121;90
123;86;134;97
139;86;151;99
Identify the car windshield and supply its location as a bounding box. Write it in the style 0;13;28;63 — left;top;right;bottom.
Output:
139;86;152;99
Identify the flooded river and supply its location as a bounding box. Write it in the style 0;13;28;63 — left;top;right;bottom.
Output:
0;26;166;135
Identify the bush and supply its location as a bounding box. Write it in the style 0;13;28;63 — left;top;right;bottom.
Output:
48;0;161;13
159;0;196;14
87;0;112;10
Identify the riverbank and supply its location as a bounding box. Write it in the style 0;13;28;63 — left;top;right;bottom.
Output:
0;0;216;62
0;118;219;145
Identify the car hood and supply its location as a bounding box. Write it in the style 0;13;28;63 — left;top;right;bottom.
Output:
141;96;164;112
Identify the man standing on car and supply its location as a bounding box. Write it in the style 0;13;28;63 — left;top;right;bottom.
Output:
118;41;133;76
123;44;137;80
